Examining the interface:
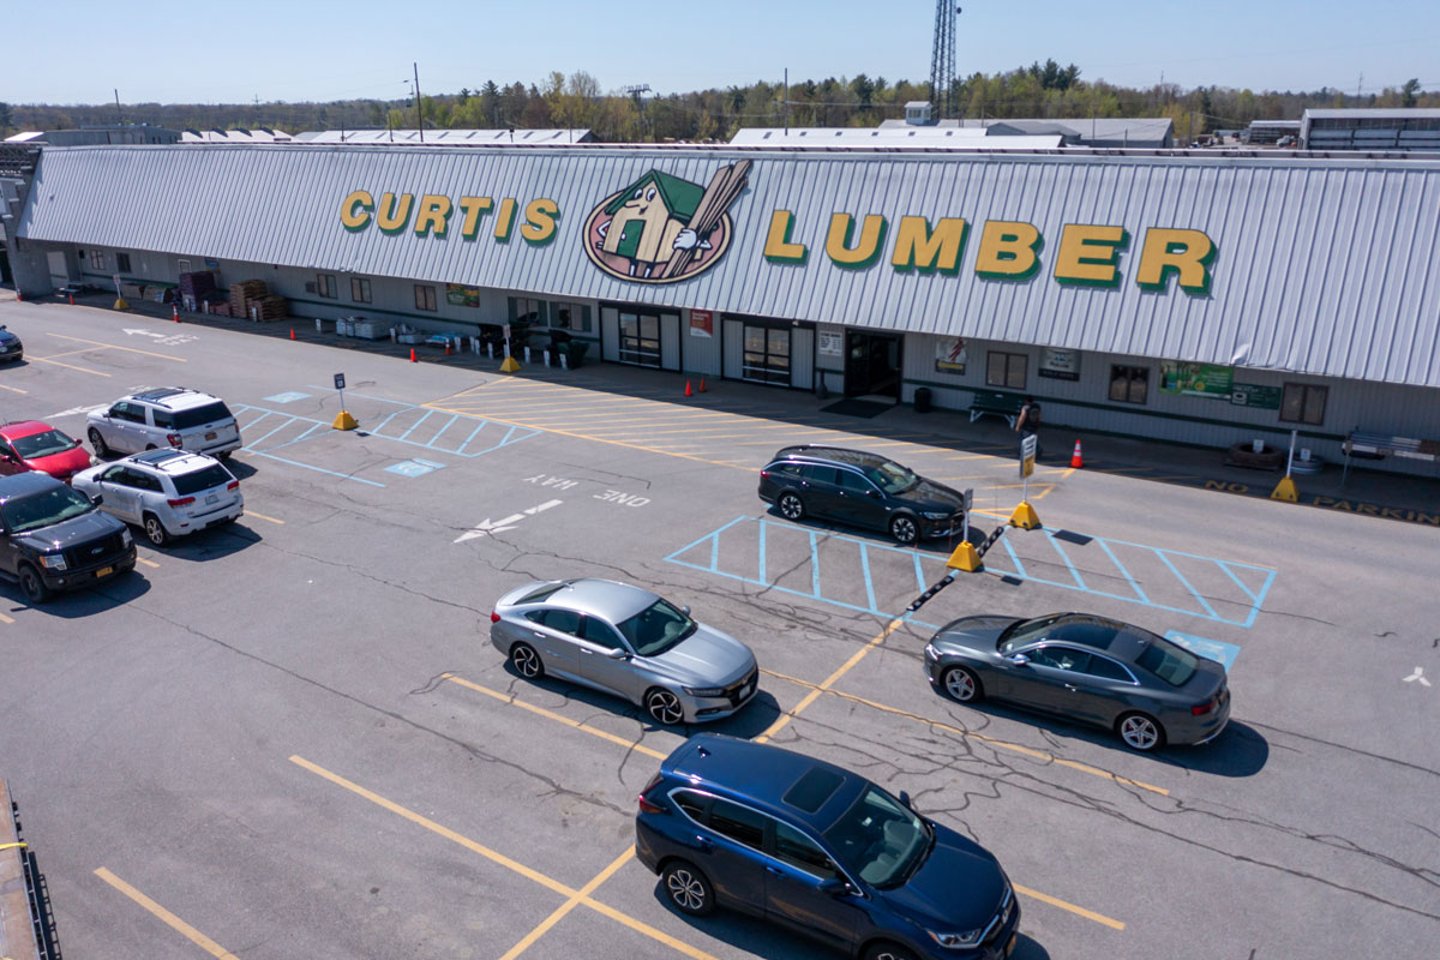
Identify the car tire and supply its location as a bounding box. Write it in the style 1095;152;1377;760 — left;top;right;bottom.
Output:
941;665;983;703
142;513;170;547
1117;712;1166;752
863;941;920;960
18;564;50;605
88;427;111;458
510;642;544;680
217;450;233;461
889;514;919;545
778;491;805;521
645;688;686;725
661;860;715;917
145;444;157;451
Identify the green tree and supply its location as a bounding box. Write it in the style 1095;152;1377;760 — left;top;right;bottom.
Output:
1401;78;1421;108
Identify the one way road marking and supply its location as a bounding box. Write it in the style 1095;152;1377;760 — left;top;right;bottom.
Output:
454;499;563;543
123;328;165;338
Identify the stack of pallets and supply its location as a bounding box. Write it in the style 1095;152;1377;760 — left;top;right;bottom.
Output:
229;280;268;318
248;295;288;322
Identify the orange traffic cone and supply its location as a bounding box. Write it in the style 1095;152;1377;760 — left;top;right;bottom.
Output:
172;304;181;323
289;327;297;340
68;294;75;305
698;377;707;393
684;379;693;398
445;340;453;356
14;290;21;302
1070;439;1084;469
409;348;418;363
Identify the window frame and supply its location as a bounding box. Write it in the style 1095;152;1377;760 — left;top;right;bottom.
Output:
551;302;591;333
986;351;1028;389
414;284;438;312
115;252;132;273
741;323;792;385
1108;365;1150;405
349;277;371;303
89;249;106;270
1280;382;1327;426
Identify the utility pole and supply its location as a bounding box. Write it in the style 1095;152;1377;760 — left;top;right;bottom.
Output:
414;62;424;142
784;68;789;134
113;89;122;125
930;3;959;120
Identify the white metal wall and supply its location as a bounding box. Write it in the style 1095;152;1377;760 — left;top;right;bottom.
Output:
791;327;815;390
723;318;744;379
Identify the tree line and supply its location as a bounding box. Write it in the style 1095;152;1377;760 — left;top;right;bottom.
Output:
2;63;1434;144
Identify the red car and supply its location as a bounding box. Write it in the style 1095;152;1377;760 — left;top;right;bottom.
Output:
0;421;94;484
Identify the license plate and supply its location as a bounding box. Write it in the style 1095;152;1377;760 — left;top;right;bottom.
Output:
95;566;114;578
206;494;219;504
205;431;218;440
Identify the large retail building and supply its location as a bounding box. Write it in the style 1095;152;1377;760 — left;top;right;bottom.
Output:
4;141;1438;474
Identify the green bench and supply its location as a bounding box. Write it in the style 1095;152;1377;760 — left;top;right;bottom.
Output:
967;391;1024;429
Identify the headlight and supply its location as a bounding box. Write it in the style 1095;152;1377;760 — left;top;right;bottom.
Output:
928;928;984;949
39;554;68;571
921;511;952;520
682;685;726;697
121;529;133;547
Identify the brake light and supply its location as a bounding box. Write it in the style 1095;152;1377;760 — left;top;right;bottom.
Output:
1191;698;1216;716
760;470;769;479
167;496;195;508
227;480;239;491
167;433;183;447
637;772;665;814
490;610;501;623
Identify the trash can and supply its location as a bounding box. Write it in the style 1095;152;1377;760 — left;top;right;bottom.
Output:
913;387;933;413
566;340;590;369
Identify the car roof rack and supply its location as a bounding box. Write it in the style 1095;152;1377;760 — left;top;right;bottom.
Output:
132;448;190;466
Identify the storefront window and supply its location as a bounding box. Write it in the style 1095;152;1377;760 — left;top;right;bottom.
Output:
513;297;544;325
1281;383;1327;425
986;351;1027;389
415;284;437;312
552;302;591;333
618;312;661;366
1109;365;1149;404
743;324;791;385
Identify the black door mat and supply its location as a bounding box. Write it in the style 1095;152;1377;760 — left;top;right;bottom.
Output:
822;398;895;418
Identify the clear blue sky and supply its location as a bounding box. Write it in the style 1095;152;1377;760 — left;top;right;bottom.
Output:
7;0;1436;105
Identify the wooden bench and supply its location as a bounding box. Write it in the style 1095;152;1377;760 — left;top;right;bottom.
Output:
1342;430;1440;484
967;391;1024;429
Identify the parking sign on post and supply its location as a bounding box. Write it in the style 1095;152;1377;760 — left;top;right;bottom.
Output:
333;373;346;391
961;487;974;544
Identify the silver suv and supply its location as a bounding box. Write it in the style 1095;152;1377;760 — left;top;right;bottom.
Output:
87;387;241;459
71;448;244;545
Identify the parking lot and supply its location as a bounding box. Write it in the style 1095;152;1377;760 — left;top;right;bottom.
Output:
2;298;1437;960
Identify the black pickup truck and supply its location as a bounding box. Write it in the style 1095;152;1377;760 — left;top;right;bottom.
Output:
0;472;136;603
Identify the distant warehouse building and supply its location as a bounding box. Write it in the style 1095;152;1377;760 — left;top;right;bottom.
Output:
1301;108;1440;152
5;142;1439;476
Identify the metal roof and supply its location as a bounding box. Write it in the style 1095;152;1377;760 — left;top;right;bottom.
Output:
15;143;1440;388
293;128;593;145
1303;108;1440;120
730;128;1062;149
878;116;1174;146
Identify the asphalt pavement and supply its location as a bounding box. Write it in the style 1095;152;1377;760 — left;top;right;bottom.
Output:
0;293;1436;960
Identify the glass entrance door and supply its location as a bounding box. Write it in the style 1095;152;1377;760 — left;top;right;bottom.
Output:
618;312;661;366
742;324;791;385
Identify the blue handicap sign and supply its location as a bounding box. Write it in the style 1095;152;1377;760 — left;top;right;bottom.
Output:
1165;631;1242;672
385;459;438;478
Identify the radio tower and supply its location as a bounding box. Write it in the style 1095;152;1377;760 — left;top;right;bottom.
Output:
930;3;960;120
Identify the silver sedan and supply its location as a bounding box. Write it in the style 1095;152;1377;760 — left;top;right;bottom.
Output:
489;578;759;725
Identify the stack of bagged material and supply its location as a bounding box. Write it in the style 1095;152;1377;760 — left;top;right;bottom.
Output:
248;295;288;322
179;271;217;300
229;280;268;317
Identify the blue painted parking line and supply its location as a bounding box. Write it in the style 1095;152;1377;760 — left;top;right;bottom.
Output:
667;516;1276;630
1165;631;1242;671
246;449;387;487
306;387;541;457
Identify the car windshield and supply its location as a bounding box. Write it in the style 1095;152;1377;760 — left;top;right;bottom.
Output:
997;613;1067;654
866;459;918;494
1;485;96;533
172;402;232;430
11;430;80;459
172;465;234;495
614;598;697;657
1135;637;1200;686
822;786;932;888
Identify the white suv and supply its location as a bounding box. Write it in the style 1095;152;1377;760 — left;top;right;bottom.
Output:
71;449;244;545
88;387;241;460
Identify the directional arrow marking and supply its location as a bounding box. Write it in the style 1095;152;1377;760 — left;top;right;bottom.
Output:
454;499;563;543
122;328;165;338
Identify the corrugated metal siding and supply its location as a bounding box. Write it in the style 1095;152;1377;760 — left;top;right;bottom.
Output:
17;144;1440;388
791;328;815;390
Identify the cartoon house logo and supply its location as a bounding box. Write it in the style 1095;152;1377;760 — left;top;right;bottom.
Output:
583;160;752;284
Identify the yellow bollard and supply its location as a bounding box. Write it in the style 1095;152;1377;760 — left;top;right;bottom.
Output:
946;541;983;573
1008;500;1042;530
332;410;359;431
1270;475;1299;502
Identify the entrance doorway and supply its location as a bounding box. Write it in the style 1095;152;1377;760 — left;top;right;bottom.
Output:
844;331;903;399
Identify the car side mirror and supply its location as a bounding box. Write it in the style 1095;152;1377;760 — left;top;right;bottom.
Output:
899;790;913;809
680;605;691;616
1008;653;1030;667
867;489;881;498
89;493;104;506
605;647;629;660
818;878;849;897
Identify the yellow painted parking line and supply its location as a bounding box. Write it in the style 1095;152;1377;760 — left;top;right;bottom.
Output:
244;510;285;525
499;847;636;960
290;756;719;960
444;674;669;760
1014;883;1126;930
0;610;15;624
422;402;752;471
758;667;1169;796
1061;467;1077;479
48;332;187;362
756;618;905;744
136;556;160;569
0;382;26;395
26;355;112;377
94;867;240;959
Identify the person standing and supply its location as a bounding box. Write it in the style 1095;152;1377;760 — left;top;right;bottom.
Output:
1015;396;1042;459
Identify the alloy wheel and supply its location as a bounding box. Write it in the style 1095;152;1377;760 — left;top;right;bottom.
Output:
144;515;169;546
943;666;979;702
646;689;685;725
1119;713;1162;751
779;493;804;520
890;515;918;545
511;643;543;679
88;427;110;458
664;864;710;915
18;565;49;604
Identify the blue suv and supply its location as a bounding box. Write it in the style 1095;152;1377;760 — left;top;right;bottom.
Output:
636;734;1019;960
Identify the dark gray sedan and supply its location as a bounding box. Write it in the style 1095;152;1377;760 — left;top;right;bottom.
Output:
924;613;1230;751
490;578;759;725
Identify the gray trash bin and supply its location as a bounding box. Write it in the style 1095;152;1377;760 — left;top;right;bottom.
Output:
913;387;933;413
